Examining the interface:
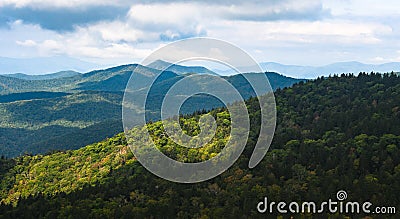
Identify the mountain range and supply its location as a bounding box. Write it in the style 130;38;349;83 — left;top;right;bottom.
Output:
3;71;81;80
1;56;399;79
0;61;304;157
0;56;101;75
213;61;400;78
259;61;400;78
147;60;218;75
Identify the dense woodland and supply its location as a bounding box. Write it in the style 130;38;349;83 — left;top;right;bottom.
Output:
0;73;399;218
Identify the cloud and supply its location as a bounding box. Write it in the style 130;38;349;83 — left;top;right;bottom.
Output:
125;1;326;41
207;19;392;46
4;20;153;62
0;0;329;33
127;3;207;41
16;39;37;47
0;0;399;68
219;0;327;21
0;5;129;32
128;1;328;24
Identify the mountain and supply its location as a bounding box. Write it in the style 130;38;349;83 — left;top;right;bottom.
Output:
0;73;398;218
0;56;101;75
0;63;303;157
258;61;400;78
0;64;165;94
0;64;301;95
3;71;81;80
147;60;218;75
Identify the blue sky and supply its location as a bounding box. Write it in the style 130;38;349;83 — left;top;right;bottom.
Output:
1;0;400;67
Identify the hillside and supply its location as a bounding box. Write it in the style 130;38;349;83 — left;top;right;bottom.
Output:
0;91;123;157
0;73;399;218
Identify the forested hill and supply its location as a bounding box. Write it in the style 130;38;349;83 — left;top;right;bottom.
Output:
0;73;399;218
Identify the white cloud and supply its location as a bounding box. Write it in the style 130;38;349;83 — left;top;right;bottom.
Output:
127;3;207;40
207;19;392;46
77;21;147;43
127;3;201;27
16;39;37;47
6;20;153;62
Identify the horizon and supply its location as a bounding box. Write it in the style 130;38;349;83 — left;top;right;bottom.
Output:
1;58;399;79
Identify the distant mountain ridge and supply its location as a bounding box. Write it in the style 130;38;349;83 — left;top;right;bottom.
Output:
258;61;400;78
212;61;400;78
0;62;302;95
3;71;81;80
0;64;164;94
0;56;101;75
2;56;399;79
147;60;218;75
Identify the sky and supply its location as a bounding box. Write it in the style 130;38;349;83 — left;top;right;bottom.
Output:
1;0;400;68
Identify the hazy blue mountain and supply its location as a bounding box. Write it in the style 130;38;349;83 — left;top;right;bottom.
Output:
0;56;101;75
258;61;400;78
0;64;170;94
3;71;81;80
147;60;218;75
0;63;300;95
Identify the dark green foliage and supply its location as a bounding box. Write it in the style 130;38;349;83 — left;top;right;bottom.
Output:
0;73;399;218
0;91;123;157
0;92;69;103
